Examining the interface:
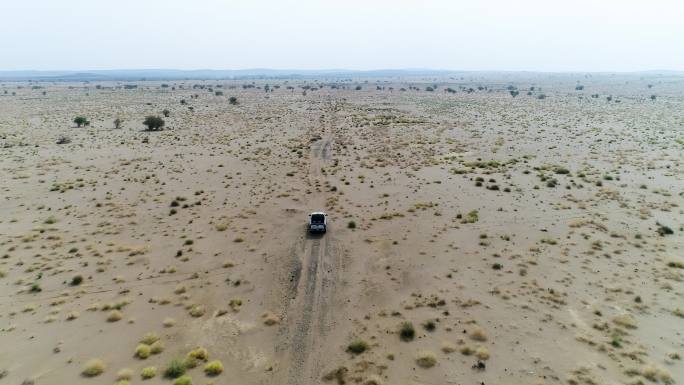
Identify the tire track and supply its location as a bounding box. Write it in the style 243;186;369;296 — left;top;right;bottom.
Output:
280;101;340;385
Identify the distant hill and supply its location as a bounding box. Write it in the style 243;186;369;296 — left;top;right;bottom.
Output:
1;69;682;82
0;69;457;81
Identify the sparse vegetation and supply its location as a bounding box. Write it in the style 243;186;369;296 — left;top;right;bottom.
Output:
73;116;90;127
415;351;437;368
164;358;186;378
347;338;369;354
204;360;224;376
143;115;165;131
399;321;415;341
82;358;105;377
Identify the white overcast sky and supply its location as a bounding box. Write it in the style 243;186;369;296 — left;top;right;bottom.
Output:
2;0;683;71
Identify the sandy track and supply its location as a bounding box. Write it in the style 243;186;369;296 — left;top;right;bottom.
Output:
282;105;339;385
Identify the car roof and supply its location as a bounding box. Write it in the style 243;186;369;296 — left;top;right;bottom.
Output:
310;211;326;215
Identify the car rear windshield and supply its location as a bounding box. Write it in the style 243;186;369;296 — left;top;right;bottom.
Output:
311;214;325;223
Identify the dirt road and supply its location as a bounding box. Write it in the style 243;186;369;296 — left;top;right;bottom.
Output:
280;104;341;385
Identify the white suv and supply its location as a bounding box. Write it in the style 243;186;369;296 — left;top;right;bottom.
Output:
308;212;327;233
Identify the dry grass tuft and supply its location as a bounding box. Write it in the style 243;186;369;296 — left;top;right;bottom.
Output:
173;375;192;385
204;360;224;376
189;305;205;317
117;368;134;380
613;314;638;329
188;347;209;361
475;346;490;360
415;351;437;368
364;374;384;385
441;341;456;353
470;326;488;341
82;358;106;377
141;366;157;379
262;312;280;325
135;344;152;359
107;310;123;322
140;332;160;345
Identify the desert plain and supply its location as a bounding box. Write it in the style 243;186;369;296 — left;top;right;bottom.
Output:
0;73;683;385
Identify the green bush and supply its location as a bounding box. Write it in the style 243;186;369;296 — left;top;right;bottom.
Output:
399;321;415;341
346;338;368;354
143;115;165;131
163;358;186;378
73;116;90;127
204;360;224;376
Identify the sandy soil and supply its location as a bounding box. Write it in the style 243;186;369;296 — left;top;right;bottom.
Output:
1;74;683;385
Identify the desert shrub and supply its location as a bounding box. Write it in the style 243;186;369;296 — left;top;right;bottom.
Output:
475;346;490;360
423;320;436;331
150;340;164;354
667;260;684;269
114;117;123;129
415;351;437;368
657;223;674;236
164;359;186;378
70;275;83;286
347;221;356;229
189;305;205;317
228;97;238;105
82;358;105;377
117;368;134;380
347;338;368;354
135;344;152;359
441;341;457;353
73;116;89;127
143;115;165;131
140;332;160;345
174;375;192;385
107;310;123;322
162;109;170;117
187;347;209;361
184;356;199;369
204;360;224;376
399;321;415;342
470;327;488;341
141;366;157;379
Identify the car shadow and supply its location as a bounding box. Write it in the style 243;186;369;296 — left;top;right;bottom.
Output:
305;230;326;240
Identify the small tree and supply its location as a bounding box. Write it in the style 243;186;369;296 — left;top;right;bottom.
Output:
143;115;165;131
228;97;238;105
73;116;89;127
510;90;519;97
113;117;123;129
650;94;657;101
162;109;170;117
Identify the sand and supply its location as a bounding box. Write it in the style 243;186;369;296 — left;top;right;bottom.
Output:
0;74;682;385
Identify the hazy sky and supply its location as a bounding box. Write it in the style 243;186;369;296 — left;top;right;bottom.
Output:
2;0;683;71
